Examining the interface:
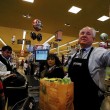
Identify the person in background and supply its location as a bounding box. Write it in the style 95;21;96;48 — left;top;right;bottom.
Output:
0;46;25;99
0;46;16;109
12;63;17;73
68;26;110;110
0;46;16;79
30;60;35;75
24;60;29;75
21;59;24;69
41;53;65;78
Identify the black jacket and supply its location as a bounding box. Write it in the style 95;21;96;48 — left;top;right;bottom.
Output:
41;66;65;78
0;55;12;71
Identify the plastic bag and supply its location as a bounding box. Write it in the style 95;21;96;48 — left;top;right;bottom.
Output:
11;97;37;110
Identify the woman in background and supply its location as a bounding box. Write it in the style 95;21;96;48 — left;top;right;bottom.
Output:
41;54;65;78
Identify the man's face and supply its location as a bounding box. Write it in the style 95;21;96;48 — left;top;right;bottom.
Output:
78;27;95;48
2;50;12;59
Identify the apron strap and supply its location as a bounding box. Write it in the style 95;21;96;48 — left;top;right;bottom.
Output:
87;47;94;60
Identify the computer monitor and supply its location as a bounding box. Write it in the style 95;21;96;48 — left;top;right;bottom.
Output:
35;49;49;62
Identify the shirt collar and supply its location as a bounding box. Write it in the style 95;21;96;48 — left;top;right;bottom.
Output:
81;46;92;52
1;54;10;62
49;65;56;71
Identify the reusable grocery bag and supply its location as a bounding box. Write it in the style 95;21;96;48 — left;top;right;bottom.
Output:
39;78;74;110
100;96;110;110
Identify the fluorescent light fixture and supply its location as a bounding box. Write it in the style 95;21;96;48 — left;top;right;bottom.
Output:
59;50;68;53
22;30;26;50
64;23;70;27
69;39;78;44
22;41;25;50
23;14;31;19
0;38;7;46
68;6;82;14
59;39;78;48
97;15;109;21
59;43;68;48
23;30;26;39
22;0;34;3
43;35;55;45
93;42;99;45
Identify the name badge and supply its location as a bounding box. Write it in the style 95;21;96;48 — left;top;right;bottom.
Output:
73;62;82;66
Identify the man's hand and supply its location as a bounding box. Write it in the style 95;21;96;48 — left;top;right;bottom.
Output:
5;73;16;78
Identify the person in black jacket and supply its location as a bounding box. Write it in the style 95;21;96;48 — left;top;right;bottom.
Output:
0;46;26;93
0;46;16;78
41;54;65;78
0;45;25;87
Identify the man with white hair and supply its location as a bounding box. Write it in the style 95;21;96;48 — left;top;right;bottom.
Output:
68;26;110;110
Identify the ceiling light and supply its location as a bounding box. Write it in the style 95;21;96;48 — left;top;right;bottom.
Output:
97;15;109;21
68;6;82;14
22;30;26;50
23;30;26;39
22;0;34;3
23;15;26;18
64;23;70;27
93;42;99;45
43;35;55;45
23;14;31;19
0;38;7;46
69;39;78;44
59;43;68;48
59;39;78;48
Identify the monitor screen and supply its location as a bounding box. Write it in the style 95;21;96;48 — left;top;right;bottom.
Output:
35;49;49;61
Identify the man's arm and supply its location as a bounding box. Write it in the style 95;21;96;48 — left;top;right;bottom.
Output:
0;61;11;77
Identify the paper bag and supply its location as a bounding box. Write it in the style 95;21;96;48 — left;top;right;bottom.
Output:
39;78;74;110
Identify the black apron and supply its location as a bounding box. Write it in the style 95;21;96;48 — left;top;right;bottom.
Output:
68;47;103;110
0;55;12;71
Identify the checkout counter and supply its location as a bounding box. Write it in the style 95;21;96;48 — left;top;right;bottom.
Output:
9;75;40;110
